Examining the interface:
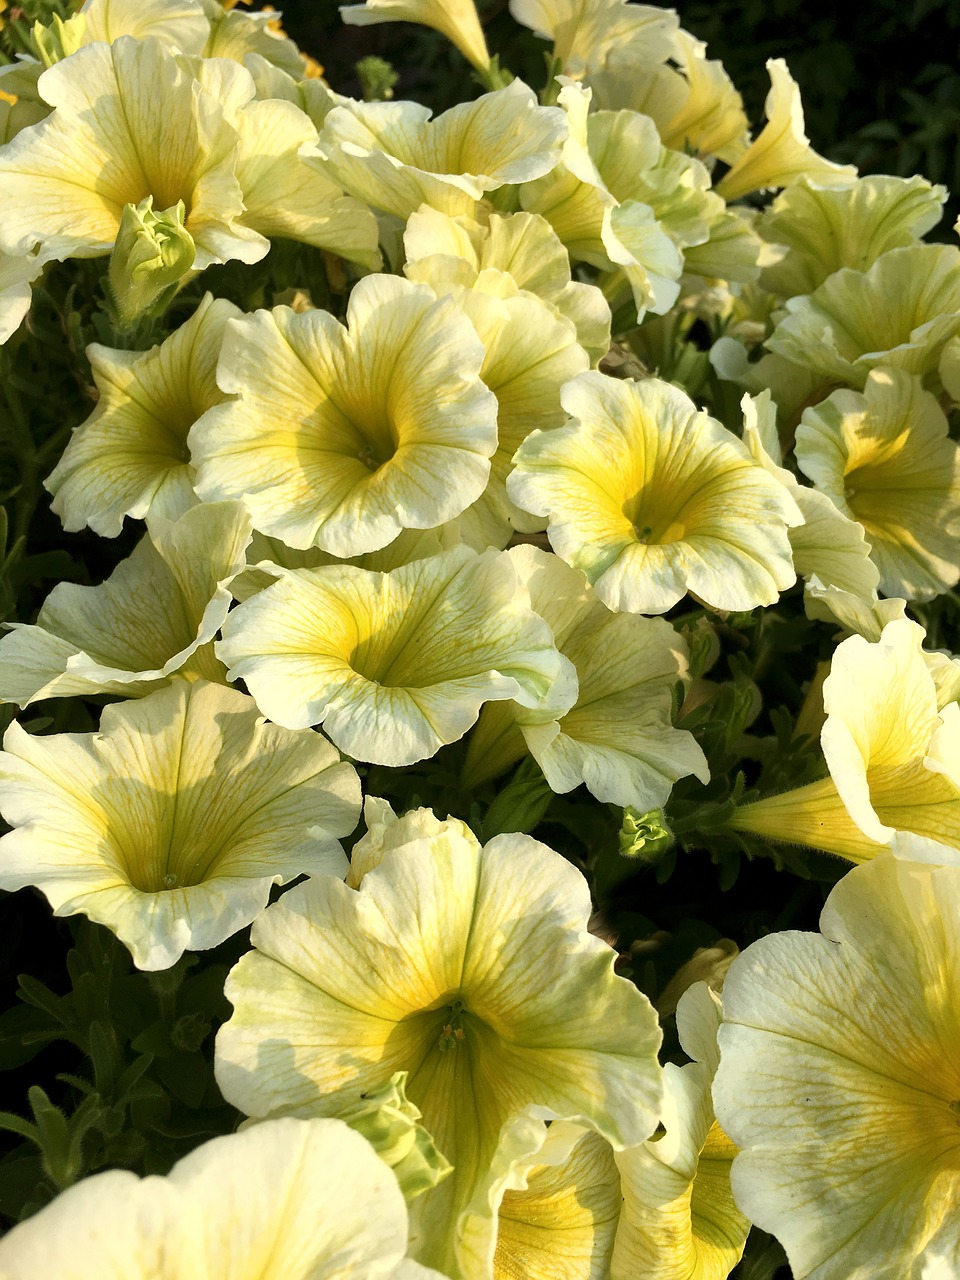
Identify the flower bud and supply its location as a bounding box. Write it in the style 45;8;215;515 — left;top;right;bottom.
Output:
108;196;195;330
339;1071;452;1201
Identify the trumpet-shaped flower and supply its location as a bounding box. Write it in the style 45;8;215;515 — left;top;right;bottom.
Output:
0;1115;444;1277
731;617;960;865
0;501;250;706
190;276;497;556
402;205;611;365
715;60;855;202
215;810;664;1277
314;79;567;221
0;37;266;269
216;546;565;766
612;984;749;1280
796;368;960;601
45;294;239;535
520;83;683;317
509;0;680;77
209;69;380;269
457;984;746;1280
0;678;360;969
465;546;709;808
741;391;879;600
508;372;801;614
592;30;750;166
202;5;305;77
399;265;590;535
714;854;960;1279
758;175;947;299
458;1116;622;1278
766;244;960;389
340;0;490;73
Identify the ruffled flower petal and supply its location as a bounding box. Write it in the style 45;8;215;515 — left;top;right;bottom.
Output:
0;678;359;969
216;546;564;765
508;371;800;614
191;275;497;556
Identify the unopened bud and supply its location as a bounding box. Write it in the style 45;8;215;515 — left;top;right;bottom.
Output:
339;1071;452;1201
31;13;86;66
108;196;195;331
619;806;672;862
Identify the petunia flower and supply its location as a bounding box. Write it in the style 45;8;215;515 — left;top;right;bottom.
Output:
765;243;960;389
508;0;680;78
45;293;240;535
398;262;590;536
464;546;709;808
216;546;566;766
340;0;491;74
508;371;801;614
313;79;567;221
757;174;947;299
730;617;960;864
402;205;611;365
0;501;250;706
456;984;746;1280
215;805;664;1277
0;678;360;969
591;29;750;166
80;0;210;53
190;276;497;556
796;367;960;601
0;1115;444;1277
611;983;750;1280
520;82;683;318
715;60;855;202
0;37;267;269
713;854;960;1279
740;390;879;600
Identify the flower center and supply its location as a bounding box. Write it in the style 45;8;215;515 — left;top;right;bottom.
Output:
437;998;467;1052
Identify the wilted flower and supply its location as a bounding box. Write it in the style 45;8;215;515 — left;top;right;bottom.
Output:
0;678;360;969
714;854;960;1278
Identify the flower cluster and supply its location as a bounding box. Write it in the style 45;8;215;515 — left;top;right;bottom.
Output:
0;0;958;1275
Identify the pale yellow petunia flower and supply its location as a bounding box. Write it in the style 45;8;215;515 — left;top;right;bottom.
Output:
0;501;251;706
190;275;497;557
730;617;960;864
509;0;680;77
340;0;491;74
46;293;240;536
215;805;664;1278
0;1116;444;1277
0;679;360;970
216;546;566;766
508;371;801;614
715;59;855;202
796;367;960;601
714;854;960;1279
